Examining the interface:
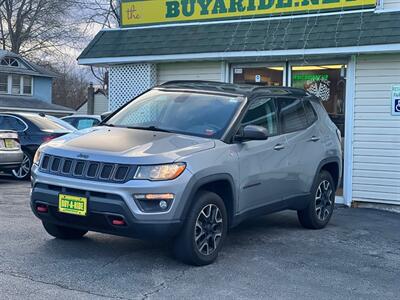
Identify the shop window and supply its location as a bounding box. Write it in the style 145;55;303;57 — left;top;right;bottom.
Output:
233;67;283;86
0;74;7;93
291;65;346;136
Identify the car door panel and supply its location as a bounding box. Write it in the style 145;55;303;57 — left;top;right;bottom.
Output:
235;97;290;213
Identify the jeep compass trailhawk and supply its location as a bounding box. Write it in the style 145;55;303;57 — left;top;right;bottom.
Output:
31;81;342;266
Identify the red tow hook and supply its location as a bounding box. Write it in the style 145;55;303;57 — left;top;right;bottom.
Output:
36;204;48;213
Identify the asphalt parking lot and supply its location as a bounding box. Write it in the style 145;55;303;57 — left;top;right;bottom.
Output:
0;176;399;300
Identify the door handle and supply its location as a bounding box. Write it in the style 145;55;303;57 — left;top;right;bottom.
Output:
274;144;285;151
309;136;320;142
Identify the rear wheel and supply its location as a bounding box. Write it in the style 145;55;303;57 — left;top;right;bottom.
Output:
297;170;335;229
173;191;227;266
42;222;88;239
12;151;32;180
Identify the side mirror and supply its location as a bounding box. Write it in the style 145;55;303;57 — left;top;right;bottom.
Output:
100;111;112;122
236;125;269;142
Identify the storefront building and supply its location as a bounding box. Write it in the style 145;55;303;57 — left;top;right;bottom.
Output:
79;0;400;207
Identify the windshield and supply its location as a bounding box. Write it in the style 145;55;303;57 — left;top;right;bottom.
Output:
106;90;244;139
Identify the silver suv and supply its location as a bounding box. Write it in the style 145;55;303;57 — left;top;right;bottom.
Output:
31;81;342;266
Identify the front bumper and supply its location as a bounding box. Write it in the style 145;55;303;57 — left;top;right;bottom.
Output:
30;165;193;239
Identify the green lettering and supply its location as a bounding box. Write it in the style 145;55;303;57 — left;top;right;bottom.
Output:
301;0;319;4
276;0;292;8
182;0;196;16
212;0;228;14
247;0;257;10
322;0;340;3
165;1;180;18
258;0;275;9
228;0;246;13
197;0;213;15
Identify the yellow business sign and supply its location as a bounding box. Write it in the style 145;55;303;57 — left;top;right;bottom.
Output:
121;0;376;27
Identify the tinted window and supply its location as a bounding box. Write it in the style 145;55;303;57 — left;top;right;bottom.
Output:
0;116;26;131
278;98;308;133
76;118;99;130
242;98;278;136
303;100;318;125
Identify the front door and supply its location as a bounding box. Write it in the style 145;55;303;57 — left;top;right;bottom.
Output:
235;97;289;213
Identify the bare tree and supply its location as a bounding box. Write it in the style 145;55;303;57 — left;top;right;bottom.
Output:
42;60;91;110
0;0;86;55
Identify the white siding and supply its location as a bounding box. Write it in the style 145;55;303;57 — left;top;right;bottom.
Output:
157;62;222;84
383;0;400;10
353;54;400;205
76;93;109;115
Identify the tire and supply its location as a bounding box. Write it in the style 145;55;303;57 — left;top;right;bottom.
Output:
297;170;335;229
12;151;32;180
42;222;88;239
173;191;228;266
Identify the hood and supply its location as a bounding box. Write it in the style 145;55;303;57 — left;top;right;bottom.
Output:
43;126;215;165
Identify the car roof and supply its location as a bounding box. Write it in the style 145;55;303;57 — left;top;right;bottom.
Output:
158;80;312;99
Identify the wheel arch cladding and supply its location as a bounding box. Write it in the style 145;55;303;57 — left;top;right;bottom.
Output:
320;161;340;190
185;174;236;228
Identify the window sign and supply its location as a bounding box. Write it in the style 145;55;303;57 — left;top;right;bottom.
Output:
121;0;377;27
392;86;400;116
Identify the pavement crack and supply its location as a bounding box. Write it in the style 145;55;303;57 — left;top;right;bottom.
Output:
0;270;131;300
141;269;187;300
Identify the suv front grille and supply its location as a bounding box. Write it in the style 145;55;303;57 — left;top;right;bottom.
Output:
40;155;135;183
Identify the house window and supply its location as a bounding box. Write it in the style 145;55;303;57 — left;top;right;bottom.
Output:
1;57;19;67
0;74;7;93
23;76;32;95
12;75;21;95
0;75;33;95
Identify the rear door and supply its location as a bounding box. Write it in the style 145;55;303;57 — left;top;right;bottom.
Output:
277;97;322;198
236;97;290;212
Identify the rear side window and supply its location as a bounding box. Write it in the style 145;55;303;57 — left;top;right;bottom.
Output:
0;116;26;131
277;98;308;133
303;100;318;125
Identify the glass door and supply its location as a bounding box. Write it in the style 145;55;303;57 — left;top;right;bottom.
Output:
291;64;347;196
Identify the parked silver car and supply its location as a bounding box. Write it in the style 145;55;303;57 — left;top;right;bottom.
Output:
0;130;23;172
30;81;342;265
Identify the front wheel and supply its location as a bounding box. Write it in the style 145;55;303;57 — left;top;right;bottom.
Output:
297;170;335;229
42;222;88;239
173;191;228;266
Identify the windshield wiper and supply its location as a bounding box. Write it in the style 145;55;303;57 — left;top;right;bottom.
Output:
102;123;115;127
126;126;173;133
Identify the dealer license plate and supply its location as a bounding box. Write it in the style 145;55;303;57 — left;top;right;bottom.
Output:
59;194;87;216
4;139;15;148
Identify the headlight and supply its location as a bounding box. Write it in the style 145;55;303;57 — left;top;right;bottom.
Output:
134;163;186;181
33;150;43;166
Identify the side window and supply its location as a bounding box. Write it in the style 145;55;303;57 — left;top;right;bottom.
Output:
303;100;318;125
76;119;96;130
0;116;26;131
241;97;278;136
278;98;308;133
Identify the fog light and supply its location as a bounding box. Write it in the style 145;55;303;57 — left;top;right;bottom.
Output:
159;200;168;210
